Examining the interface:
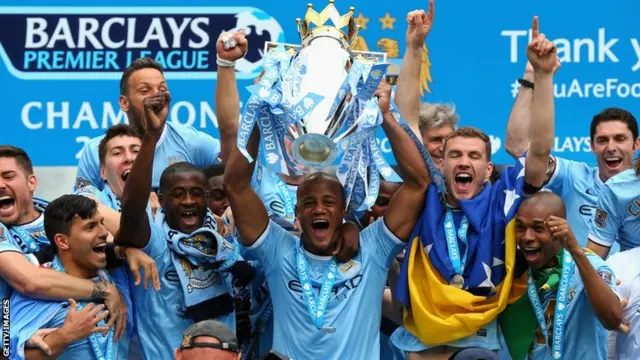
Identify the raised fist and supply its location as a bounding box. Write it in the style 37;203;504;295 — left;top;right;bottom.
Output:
217;31;248;63
142;91;170;136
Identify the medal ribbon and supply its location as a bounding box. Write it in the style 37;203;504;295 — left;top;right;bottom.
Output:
527;250;575;360
295;247;338;330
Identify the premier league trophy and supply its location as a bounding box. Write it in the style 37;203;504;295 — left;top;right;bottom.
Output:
235;0;402;213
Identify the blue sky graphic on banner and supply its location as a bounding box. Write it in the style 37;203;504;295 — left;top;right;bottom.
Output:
0;0;638;166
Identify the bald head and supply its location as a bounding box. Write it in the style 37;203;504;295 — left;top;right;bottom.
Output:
518;192;566;219
297;172;345;206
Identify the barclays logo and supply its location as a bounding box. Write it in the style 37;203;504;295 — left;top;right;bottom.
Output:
0;7;285;80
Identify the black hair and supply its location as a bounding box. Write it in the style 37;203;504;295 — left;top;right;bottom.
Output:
44;195;98;251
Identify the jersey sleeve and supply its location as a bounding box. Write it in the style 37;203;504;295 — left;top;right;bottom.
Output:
588;184;621;248
141;216;169;261
74;185;110;205
588;253;618;292
246;220;297;276
606;251;635;300
544;156;573;196
360;219;405;269
0;224;22;255
190;129;222;168
75;139;105;191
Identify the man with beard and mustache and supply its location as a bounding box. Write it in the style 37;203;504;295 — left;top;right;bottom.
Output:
113;90;254;360
10;195;134;360
75;57;228;193
0;146;127;343
392;16;556;359
505;50;639;259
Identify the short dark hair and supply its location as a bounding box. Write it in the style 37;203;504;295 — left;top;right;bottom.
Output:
0;145;34;175
44;195;98;251
98;125;142;165
120;57;164;96
590;107;638;141
444;127;492;161
159;162;206;193
204;164;226;180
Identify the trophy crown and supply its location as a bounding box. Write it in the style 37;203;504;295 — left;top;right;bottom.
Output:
297;1;360;48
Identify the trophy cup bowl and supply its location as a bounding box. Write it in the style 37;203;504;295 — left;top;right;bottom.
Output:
288;35;351;169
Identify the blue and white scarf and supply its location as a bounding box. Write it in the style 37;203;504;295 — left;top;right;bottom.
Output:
155;208;240;307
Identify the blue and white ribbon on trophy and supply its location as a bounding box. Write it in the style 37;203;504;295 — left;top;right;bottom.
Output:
235;44;405;214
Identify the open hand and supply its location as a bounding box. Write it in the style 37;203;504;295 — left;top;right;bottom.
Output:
526;16;558;74
26;328;57;356
217;31;248;62
60;300;110;343
405;1;435;50
126;247;161;291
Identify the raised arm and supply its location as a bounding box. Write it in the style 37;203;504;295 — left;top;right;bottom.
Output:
504;63;534;159
394;3;434;138
215;31;247;158
524;16;555;188
224;124;268;246
547;216;623;330
377;82;430;241
117;91;169;248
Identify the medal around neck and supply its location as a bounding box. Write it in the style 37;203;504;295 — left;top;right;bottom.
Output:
235;0;403;213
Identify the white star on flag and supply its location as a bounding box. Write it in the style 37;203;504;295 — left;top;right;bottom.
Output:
478;262;497;294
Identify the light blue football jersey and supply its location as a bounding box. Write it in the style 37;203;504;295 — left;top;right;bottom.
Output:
246;218;405;360
544;157;604;247
588;169;640;251
544;156;622;255
133;218;236;360
75;121;221;191
529;251;616;360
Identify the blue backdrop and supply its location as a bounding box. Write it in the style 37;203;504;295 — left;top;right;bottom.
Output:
1;0;638;166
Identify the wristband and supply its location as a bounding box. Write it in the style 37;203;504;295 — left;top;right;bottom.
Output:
216;55;236;68
517;78;535;89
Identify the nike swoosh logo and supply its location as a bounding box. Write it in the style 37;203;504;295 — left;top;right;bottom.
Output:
586;188;597;196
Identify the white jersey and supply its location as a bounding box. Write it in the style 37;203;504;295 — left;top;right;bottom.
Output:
606;247;640;360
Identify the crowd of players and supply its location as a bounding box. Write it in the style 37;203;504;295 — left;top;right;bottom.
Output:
0;2;639;360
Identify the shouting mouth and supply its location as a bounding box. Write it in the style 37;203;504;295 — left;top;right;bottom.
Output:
521;246;542;264
454;172;473;192
0;195;16;216
180;211;199;227
311;219;330;238
604;156;623;169
120;169;131;183
92;243;107;260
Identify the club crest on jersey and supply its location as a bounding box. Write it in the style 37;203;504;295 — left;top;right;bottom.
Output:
179;257;221;293
168;156;186;166
595;208;608;228
598;269;613;285
338;259;361;278
0;7;285;80
0;227;4;242
75;176;92;190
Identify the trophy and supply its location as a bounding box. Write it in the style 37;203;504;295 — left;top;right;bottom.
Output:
236;0;401;212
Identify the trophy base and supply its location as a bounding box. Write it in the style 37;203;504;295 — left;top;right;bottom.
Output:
291;134;339;170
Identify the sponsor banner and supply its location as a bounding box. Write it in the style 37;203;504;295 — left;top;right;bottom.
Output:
1;0;639;166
